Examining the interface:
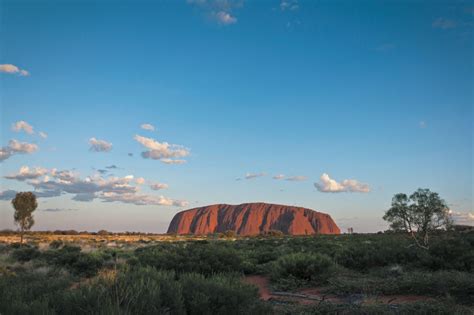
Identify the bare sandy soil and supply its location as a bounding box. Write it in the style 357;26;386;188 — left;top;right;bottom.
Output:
243;275;434;306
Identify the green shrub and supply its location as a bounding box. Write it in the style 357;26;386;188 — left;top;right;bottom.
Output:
0;271;72;314
42;245;104;277
271;253;336;289
11;246;41;262
49;240;63;249
135;242;244;275
276;300;473;315
58;267;186;314
328;270;474;304
179;273;270;315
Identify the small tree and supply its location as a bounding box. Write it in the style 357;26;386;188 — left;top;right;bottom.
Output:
12;192;37;243
383;188;452;249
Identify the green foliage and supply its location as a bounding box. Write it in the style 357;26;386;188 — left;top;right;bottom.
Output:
59;267;186;314
11;245;41;262
42;245;104;277
2;232;474;313
271;253;336;289
0;267;269;315
12;192;38;242
328;270;474;304
135;242;244;275
383;189;451;248
180;273;270;315
0;270;73;314
276;301;473;315
49;240;63;249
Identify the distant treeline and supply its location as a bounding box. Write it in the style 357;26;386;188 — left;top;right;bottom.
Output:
1;225;472;237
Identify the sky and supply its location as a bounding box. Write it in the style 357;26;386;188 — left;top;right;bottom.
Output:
0;0;473;233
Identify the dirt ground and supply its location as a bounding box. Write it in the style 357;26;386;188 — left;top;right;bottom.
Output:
243;275;434;306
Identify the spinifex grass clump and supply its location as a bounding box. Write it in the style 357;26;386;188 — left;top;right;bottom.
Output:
271;253;337;289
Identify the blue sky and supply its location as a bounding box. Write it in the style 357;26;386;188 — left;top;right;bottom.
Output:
1;0;472;232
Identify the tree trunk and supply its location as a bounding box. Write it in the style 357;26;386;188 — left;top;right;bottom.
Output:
20;230;23;244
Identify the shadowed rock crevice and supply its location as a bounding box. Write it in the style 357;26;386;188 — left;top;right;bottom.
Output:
167;203;340;235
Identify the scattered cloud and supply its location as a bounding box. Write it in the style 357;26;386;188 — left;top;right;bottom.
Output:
161;158;187;165
150;183;169;190
450;210;474;226
245;172;266;179
105;165;119;169
0;64;29;76
128;153;134;157
419;121;427;128
5;166;48;181
4;166;187;207
314;173;370;193
214;11;237;25
135;177;146;185
188;0;241;25
101;192;188;207
432;17;457;29
141;123;155;131
0;189;17;200
39;131;48;139
273;174;285;180
89;137;112;152
134;135;190;164
0;139;39;162
12;121;34;134
280;0;299;11
8;139;38;153
42;208;78;212
285;175;307;182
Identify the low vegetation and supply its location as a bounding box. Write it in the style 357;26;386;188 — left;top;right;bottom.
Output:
0;230;472;314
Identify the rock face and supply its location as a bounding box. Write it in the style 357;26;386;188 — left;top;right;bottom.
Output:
167;202;340;235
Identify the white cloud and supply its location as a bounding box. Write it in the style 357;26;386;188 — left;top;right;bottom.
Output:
8;139;38;153
449;210;474;226
245;172;266;179
39;131;48;139
150;183;169;190
214;11;237;24
419;121;427;128
135;177;146;185
5;166;48;181
161;158;187;165
0;64;30;76
314;173;370;193
432;17;457;29
134;135;190;164
273;174;285;180
12;121;34;134
5;166;187;207
89;137;113;152
286;175;307;182
0;190;17;200
42;208;78;212
101;192;188;207
0;139;39;162
141;123;155;131
280;0;299;11
0;148;12;162
188;0;241;25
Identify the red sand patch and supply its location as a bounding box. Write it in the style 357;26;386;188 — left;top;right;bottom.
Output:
243;275;273;300
243;276;433;306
